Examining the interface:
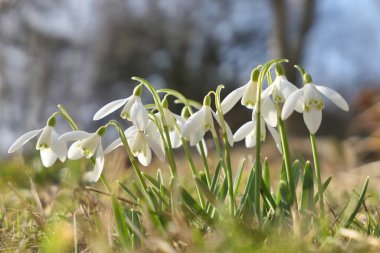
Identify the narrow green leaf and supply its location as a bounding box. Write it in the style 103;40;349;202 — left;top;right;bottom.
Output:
211;161;222;194
313;176;333;204
292;160;301;190
142;173;170;197
344;177;370;228
300;161;314;212
233;159;246;197
119;181;138;201
260;178;277;211
263;158;271;191
180;187;213;224
111;196;130;248
195;177;216;204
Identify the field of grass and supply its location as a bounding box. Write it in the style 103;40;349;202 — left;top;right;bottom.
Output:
1;145;379;253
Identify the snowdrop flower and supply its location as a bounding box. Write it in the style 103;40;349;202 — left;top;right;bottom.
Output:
93;84;146;121
156;103;184;149
262;65;298;104
104;120;165;166
101;98;164;166
281;74;349;134
59;127;106;182
8;116;67;167
221;68;261;114
182;95;234;146
234;108;282;152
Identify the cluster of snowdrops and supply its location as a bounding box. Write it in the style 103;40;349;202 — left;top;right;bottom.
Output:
8;60;348;189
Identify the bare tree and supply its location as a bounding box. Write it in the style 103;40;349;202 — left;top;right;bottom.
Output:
269;0;315;84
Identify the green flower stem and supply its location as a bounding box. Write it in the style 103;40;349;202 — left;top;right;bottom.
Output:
173;122;206;208
57;105;114;197
254;59;288;223
198;142;211;188
57;104;79;131
215;86;235;215
310;133;324;217
278;117;297;208
254;108;262;222
108;120;154;210
132;77;178;178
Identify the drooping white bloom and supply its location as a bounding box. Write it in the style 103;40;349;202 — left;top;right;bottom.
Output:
181;104;234;147
156;107;184;149
104;120;165;166
234;109;282;152
8;124;67;167
281;82;349;134
59;130;105;182
93;85;146;121
262;75;298;104
221;79;259;114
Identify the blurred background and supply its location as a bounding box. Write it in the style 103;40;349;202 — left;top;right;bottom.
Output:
1;0;380;167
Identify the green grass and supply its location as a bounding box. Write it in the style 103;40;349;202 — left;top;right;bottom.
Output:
0;156;379;253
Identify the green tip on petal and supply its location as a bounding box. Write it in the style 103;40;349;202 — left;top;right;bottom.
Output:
97;126;106;136
303;73;313;84
275;64;285;76
47;116;56;127
250;68;260;82
133;84;143;96
203;95;212;107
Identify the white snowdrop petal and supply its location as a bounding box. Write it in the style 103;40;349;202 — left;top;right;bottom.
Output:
138;147;152;166
8;129;43;153
124;126;137;139
281;89;303;120
170;131;182;149
181;109;204;138
281;78;298;99
68;141;84;160
261;83;275;98
40;148;58;167
104;138;123;154
59;131;91;142
267;125;282;153
131;99;149;131
93;98;129;120
212;111;234;146
146;136;165;161
36;126;53;149
315;85;349;111
190;129;206;146
84;145;105;182
233;121;255;142
303;108;322;134
245;132;256;148
221;85;246;114
52;131;67;162
262;98;278;127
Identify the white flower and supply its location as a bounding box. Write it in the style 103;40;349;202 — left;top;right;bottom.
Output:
181;104;234;146
281;83;349;134
59;130;105;182
234;109;282;152
93;85;146;121
104;120;165;166
156;108;183;149
221;79;259;114
8;125;67;167
262;75;298;104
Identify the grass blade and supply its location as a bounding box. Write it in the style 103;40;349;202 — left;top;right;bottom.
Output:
344;177;370;228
